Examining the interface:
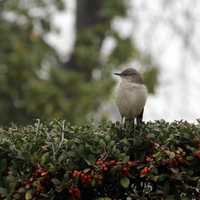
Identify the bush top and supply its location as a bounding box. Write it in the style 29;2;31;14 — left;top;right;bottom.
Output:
1;120;200;199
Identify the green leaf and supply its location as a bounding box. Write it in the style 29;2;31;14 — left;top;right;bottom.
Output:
119;153;129;162
166;195;176;200
41;152;49;164
51;178;61;186
0;159;7;173
25;191;32;200
186;156;193;161
84;155;96;166
120;177;130;188
91;179;96;187
0;187;7;197
158;174;168;182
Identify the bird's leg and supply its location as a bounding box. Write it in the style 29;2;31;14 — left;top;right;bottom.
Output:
120;116;125;130
121;116;125;124
124;117;128;129
124;118;132;130
132;118;135;129
120;116;126;132
136;109;144;127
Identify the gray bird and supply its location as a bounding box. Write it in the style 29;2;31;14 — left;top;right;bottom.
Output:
114;68;148;124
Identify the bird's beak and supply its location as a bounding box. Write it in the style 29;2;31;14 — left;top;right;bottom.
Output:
114;72;122;76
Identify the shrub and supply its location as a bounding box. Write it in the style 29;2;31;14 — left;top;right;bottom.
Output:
0;120;200;199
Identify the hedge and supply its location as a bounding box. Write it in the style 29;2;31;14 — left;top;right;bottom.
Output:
1;120;200;200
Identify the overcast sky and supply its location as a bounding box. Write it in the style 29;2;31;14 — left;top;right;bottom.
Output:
133;0;200;122
47;0;200;122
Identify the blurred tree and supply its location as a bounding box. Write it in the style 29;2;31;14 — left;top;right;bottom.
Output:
0;0;157;125
0;0;67;124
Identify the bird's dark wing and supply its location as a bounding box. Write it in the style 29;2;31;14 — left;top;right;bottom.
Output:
136;108;144;124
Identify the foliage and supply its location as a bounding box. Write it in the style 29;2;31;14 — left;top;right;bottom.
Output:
1;120;200;199
0;0;67;124
0;0;158;125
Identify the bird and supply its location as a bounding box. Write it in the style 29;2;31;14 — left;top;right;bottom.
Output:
114;68;148;125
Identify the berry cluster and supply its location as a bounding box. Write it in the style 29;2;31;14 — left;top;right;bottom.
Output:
13;165;49;199
95;159;139;175
24;165;48;191
69;159;142;199
154;147;187;168
72;170;93;184
95;159;117;172
71;168;104;187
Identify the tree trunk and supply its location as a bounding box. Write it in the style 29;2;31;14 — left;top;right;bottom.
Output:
64;0;107;75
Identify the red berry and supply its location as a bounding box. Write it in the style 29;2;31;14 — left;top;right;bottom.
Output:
86;175;92;184
69;186;80;199
175;154;184;164
101;165;108;172
128;160;139;166
109;160;117;166
100;164;105;171
96;160;103;165
194;150;200;159
140;167;151;177
80;173;85;181
72;170;81;177
122;166;129;176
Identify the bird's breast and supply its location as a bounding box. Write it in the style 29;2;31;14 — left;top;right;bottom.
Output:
116;82;148;118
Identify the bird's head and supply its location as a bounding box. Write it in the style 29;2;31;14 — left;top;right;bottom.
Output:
114;68;144;84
